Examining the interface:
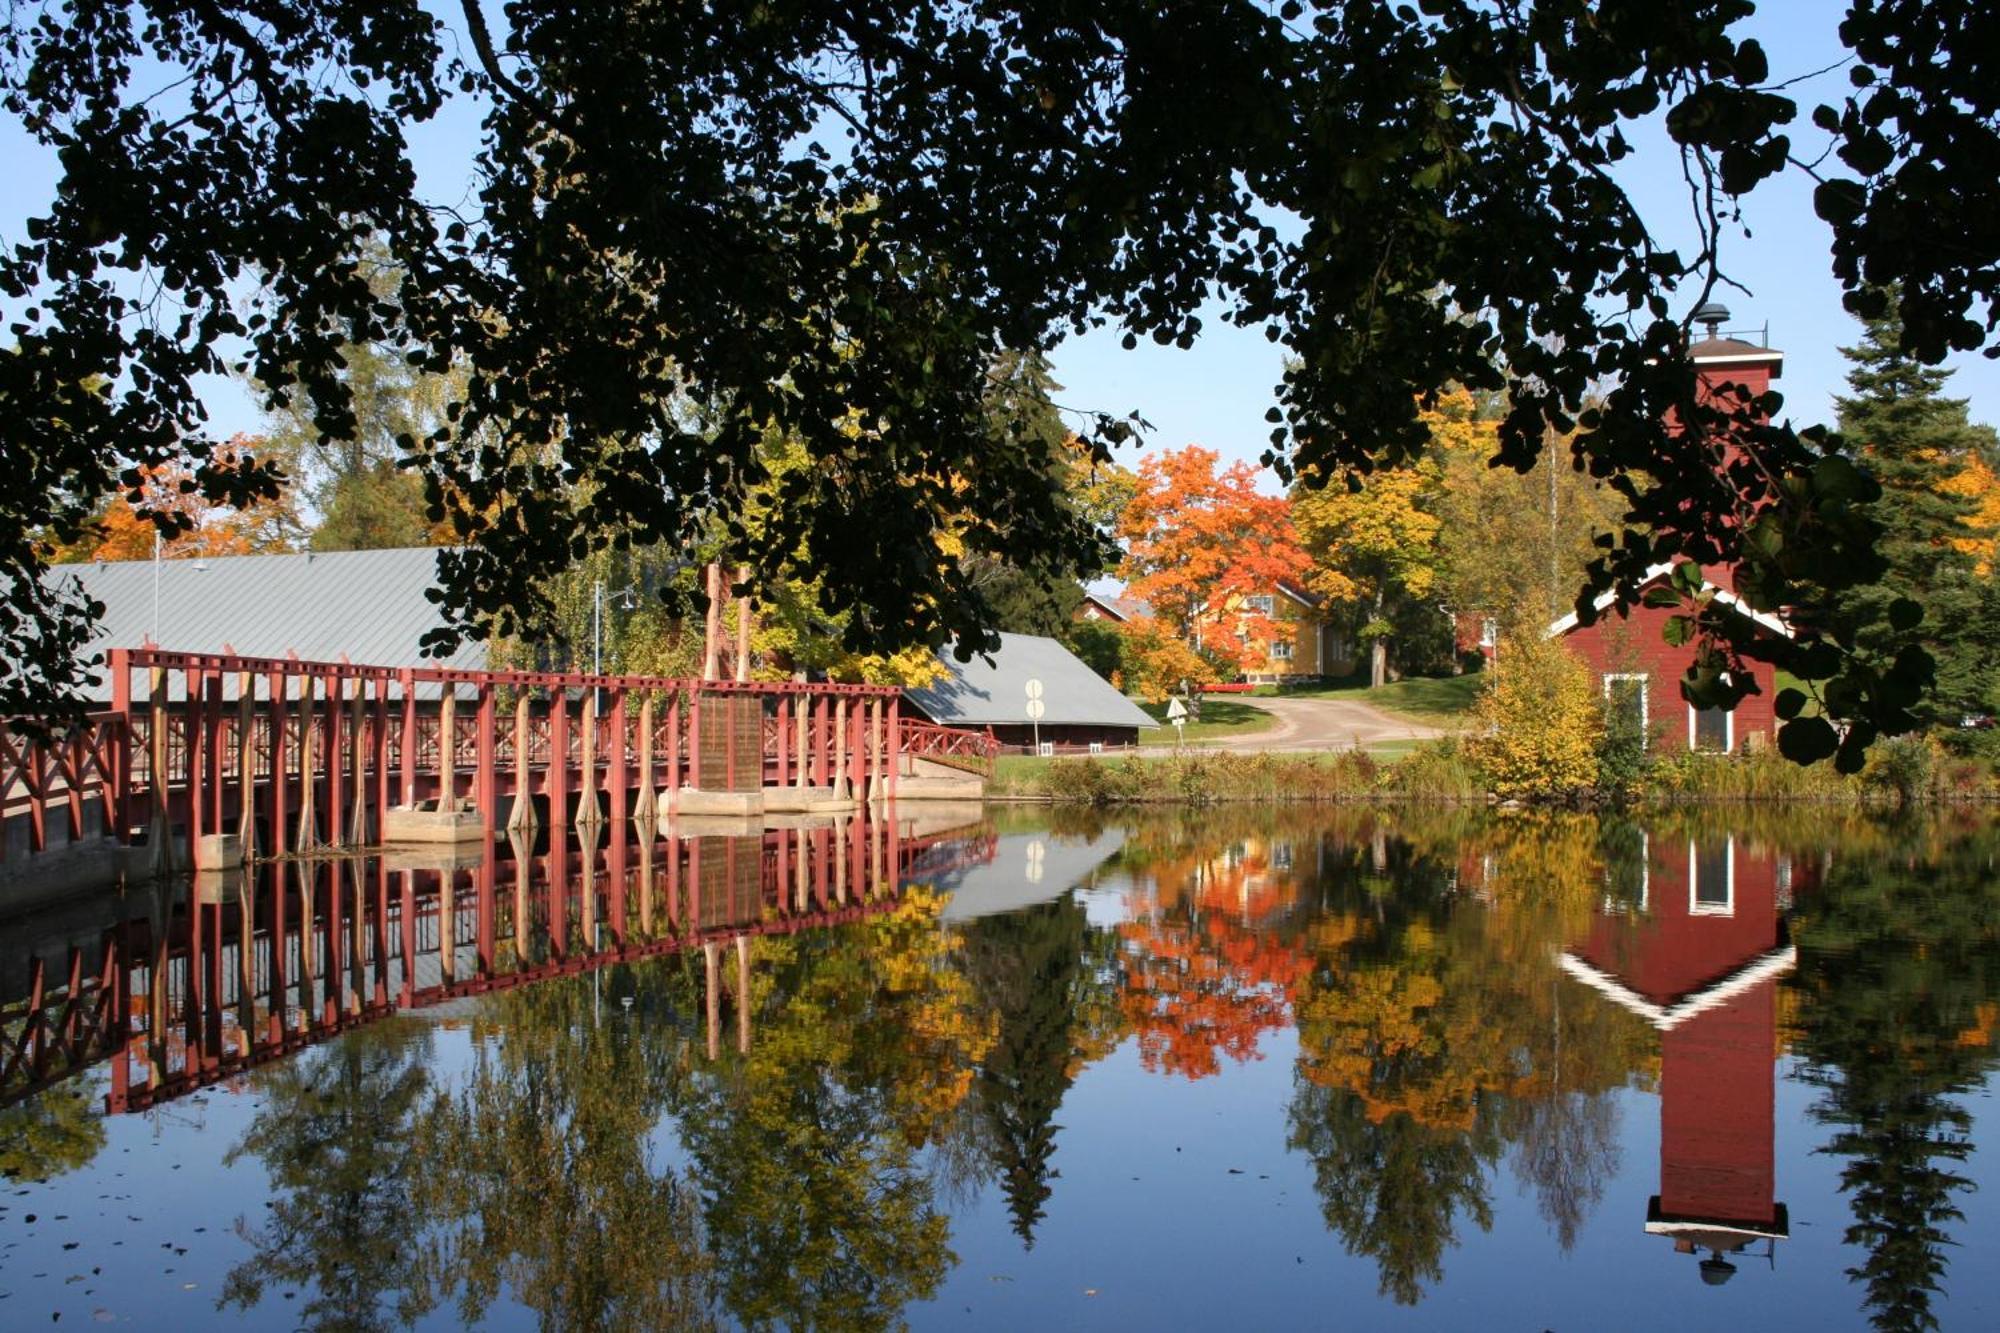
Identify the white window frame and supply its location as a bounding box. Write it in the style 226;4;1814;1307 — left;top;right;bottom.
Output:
1271;639;1295;662
1687;673;1735;753
1603;673;1650;752
1245;594;1276;615
1688;835;1736;917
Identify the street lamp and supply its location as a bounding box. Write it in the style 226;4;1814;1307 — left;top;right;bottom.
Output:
592;580;640;713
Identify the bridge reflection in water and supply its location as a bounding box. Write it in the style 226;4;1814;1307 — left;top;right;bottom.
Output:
0;809;995;1115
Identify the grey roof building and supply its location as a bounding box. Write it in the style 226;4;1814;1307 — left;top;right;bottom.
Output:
903;632;1154;736
47;547;485;699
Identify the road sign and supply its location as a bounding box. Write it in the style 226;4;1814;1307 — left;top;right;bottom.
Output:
1024;698;1046;720
1025;678;1044;701
1166;697;1188;722
1025;691;1045;753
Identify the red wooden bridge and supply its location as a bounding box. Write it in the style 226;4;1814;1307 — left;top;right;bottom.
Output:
1;647;997;877
0;806;997;1113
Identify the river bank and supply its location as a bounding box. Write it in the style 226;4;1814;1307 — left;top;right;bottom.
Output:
987;736;2000;806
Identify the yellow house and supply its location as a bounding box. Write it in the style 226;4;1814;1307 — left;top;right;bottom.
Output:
1230;583;1353;683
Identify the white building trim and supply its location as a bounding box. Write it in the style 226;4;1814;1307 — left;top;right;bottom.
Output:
1543;561;1792;640
1556;943;1795;1031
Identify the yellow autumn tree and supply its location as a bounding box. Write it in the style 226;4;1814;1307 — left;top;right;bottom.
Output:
1467;635;1602;797
1940;451;2000;574
1293;450;1444;687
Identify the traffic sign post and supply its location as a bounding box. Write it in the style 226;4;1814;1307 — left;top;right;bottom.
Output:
1166;694;1188;746
1025;678;1045;755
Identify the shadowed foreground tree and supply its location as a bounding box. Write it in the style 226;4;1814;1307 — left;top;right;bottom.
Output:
4;2;1994;757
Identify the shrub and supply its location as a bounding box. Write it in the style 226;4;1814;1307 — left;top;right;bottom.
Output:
1467;637;1602;799
1861;734;1937;805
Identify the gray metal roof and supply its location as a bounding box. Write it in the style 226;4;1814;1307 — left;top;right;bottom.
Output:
47;547;487;699
931;828;1130;923
904;632;1154;730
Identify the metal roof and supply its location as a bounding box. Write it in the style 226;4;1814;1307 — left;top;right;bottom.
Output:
47;547;487;699
904;632;1155;730
930;828;1130;923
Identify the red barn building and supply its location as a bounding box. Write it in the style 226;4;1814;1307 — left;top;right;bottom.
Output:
1545;320;1791;753
1560;832;1799;1283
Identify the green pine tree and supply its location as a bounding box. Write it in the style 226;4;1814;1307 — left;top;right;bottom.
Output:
1834;294;2000;733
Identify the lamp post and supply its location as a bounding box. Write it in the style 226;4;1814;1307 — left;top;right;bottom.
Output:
592;579;639;714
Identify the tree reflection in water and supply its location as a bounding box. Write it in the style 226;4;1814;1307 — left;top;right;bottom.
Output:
1789;816;2000;1333
220;1020;437;1330
124;808;2000;1330
665;886;993;1332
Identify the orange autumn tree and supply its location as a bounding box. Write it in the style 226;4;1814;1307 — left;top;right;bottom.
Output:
51;435;302;563
1115;837;1314;1080
1116;445;1308;674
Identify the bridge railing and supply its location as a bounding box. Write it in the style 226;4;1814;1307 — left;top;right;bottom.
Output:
898;720;1000;777
0;712;127;863
71;648;975;871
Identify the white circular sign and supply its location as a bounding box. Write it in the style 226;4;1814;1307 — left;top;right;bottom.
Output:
1025;678;1044;700
1025;698;1046;720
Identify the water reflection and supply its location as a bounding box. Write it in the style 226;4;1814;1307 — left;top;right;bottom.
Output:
4;805;1999;1331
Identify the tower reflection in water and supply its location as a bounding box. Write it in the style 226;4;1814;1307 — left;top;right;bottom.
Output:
0;809;991;1116
1561;832;1800;1285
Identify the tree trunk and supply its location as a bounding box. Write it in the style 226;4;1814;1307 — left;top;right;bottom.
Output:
1369;587;1388;689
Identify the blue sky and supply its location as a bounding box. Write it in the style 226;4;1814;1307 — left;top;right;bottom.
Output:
2;0;1991;484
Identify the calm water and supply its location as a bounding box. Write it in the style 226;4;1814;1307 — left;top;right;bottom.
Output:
3;805;1998;1331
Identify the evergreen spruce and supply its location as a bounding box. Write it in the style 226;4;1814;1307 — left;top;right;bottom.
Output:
1835;295;2000;732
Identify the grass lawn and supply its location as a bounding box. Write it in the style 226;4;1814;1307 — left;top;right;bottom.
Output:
1137;698;1277;744
1282;673;1484;727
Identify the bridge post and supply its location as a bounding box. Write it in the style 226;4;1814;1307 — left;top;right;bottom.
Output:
372;676;391;840
475;682;496;837
236;668;257;860
788;696;804;788
325;670;346;851
398;669;417;808
832;697;848;799
437;687;457;814
774;695;789;787
147;661;172;877
665;691;682;795
549;690;569;832
293;674;317;853
575;691;598;828
508;694;533;830
347;675;369;845
109;648;131;842
886;696;900;802
265;667;287;862
634;695;656;825
607;688;629;833
186;668;207;870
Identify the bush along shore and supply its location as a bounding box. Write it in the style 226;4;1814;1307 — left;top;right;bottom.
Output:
988;733;2000;808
